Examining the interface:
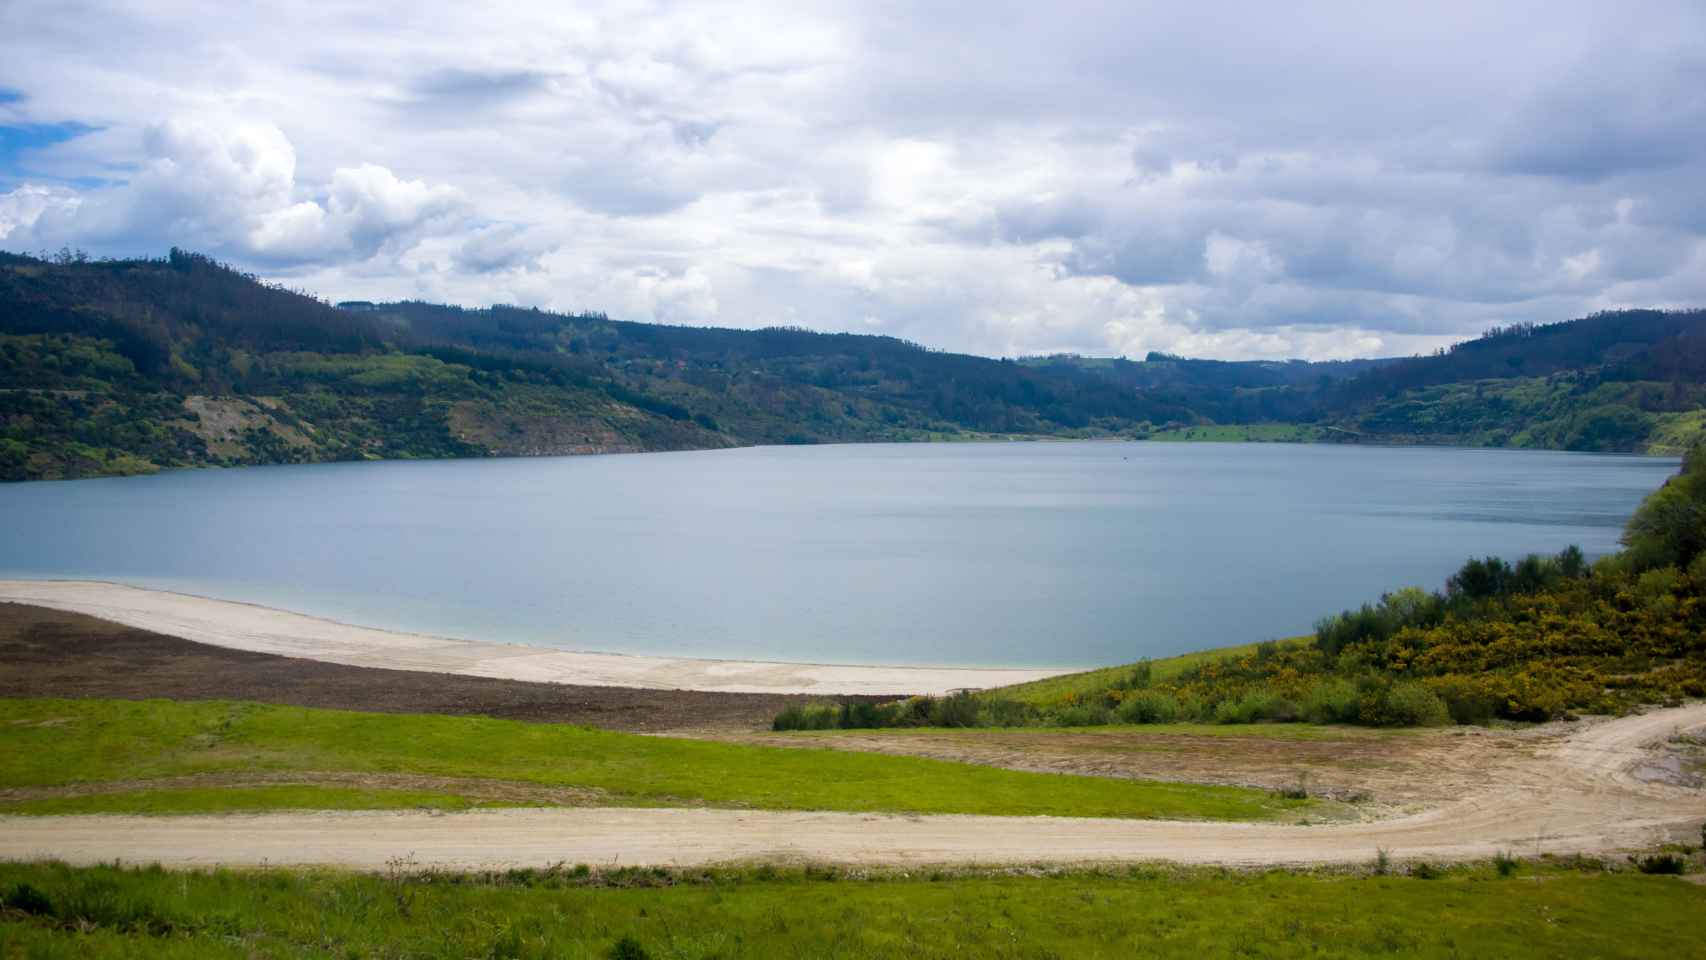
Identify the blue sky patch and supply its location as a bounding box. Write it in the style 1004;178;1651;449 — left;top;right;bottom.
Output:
0;121;98;181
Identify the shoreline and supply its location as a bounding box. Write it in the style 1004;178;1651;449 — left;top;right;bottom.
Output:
5;435;1681;486
0;580;1075;696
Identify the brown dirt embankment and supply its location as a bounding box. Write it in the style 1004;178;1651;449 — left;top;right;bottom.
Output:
0;603;889;733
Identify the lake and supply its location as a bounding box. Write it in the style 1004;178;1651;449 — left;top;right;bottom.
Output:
0;442;1679;668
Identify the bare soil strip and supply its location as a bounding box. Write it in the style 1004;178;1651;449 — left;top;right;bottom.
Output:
0;603;886;732
3;704;1701;870
720;724;1574;814
0;580;1068;695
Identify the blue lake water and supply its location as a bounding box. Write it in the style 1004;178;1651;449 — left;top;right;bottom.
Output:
0;442;1680;668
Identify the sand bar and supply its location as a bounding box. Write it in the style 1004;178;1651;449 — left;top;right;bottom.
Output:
0;580;1072;695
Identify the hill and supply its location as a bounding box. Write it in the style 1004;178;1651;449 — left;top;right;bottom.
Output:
1034;311;1706;453
1016;352;1396;424
2;248;1703;480
0;250;1188;480
1310;311;1706;452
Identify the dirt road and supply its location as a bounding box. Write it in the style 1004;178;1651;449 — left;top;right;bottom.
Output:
3;704;1702;870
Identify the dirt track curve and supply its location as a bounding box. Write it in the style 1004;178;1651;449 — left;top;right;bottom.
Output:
3;704;1703;871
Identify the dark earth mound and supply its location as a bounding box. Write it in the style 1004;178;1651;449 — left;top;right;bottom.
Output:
0;602;892;732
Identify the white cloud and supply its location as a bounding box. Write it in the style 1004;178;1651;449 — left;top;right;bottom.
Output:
0;183;78;241
3;119;466;266
0;1;1703;359
1203;233;1283;286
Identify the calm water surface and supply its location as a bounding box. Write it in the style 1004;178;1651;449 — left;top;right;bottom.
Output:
0;443;1679;668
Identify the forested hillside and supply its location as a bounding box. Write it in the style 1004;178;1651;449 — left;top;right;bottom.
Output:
1309;312;1706;452
0;250;1184;480
2;248;1703;481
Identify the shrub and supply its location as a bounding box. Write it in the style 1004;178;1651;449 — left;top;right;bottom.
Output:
1315;604;1390;658
771;703;840;731
1493;851;1519;877
608;935;652;960
1634;566;1683;615
1213;687;1300;725
1448;556;1514;601
1364;682;1451;727
1211;696;1252;725
1172;693;1208;723
1260;694;1301;723
1117;689;1182;724
3;882;54;916
1630;853;1685;875
838;701;889;729
771;706;804;731
1314;586;1448;658
932;692;983;728
1273;772;1310;800
1426;676;1501;725
978;698;1037;727
1051;703;1112;727
1117;660;1154;690
1300;678;1360;724
1622;444;1706;572
1689;551;1706;584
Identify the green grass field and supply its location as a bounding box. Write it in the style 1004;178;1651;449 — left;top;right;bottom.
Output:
2;786;486;817
0;698;1310;820
1;860;1700;959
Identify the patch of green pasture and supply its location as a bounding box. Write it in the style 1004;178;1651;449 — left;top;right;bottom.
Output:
0;860;1700;959
0;698;1307;821
0;786;487;817
1148;423;1326;443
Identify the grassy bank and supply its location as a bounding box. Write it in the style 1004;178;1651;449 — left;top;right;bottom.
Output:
2;859;1701;959
991;640;1302;707
0;698;1310;821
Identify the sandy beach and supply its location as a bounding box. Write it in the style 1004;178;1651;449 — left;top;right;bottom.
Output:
0;580;1072;695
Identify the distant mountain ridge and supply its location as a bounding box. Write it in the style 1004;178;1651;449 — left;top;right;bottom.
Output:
1;248;1702;480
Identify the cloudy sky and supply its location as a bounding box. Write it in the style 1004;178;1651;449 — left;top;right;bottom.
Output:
2;1;1704;360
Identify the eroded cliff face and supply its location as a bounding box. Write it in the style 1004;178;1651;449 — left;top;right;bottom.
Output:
175;396;316;460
